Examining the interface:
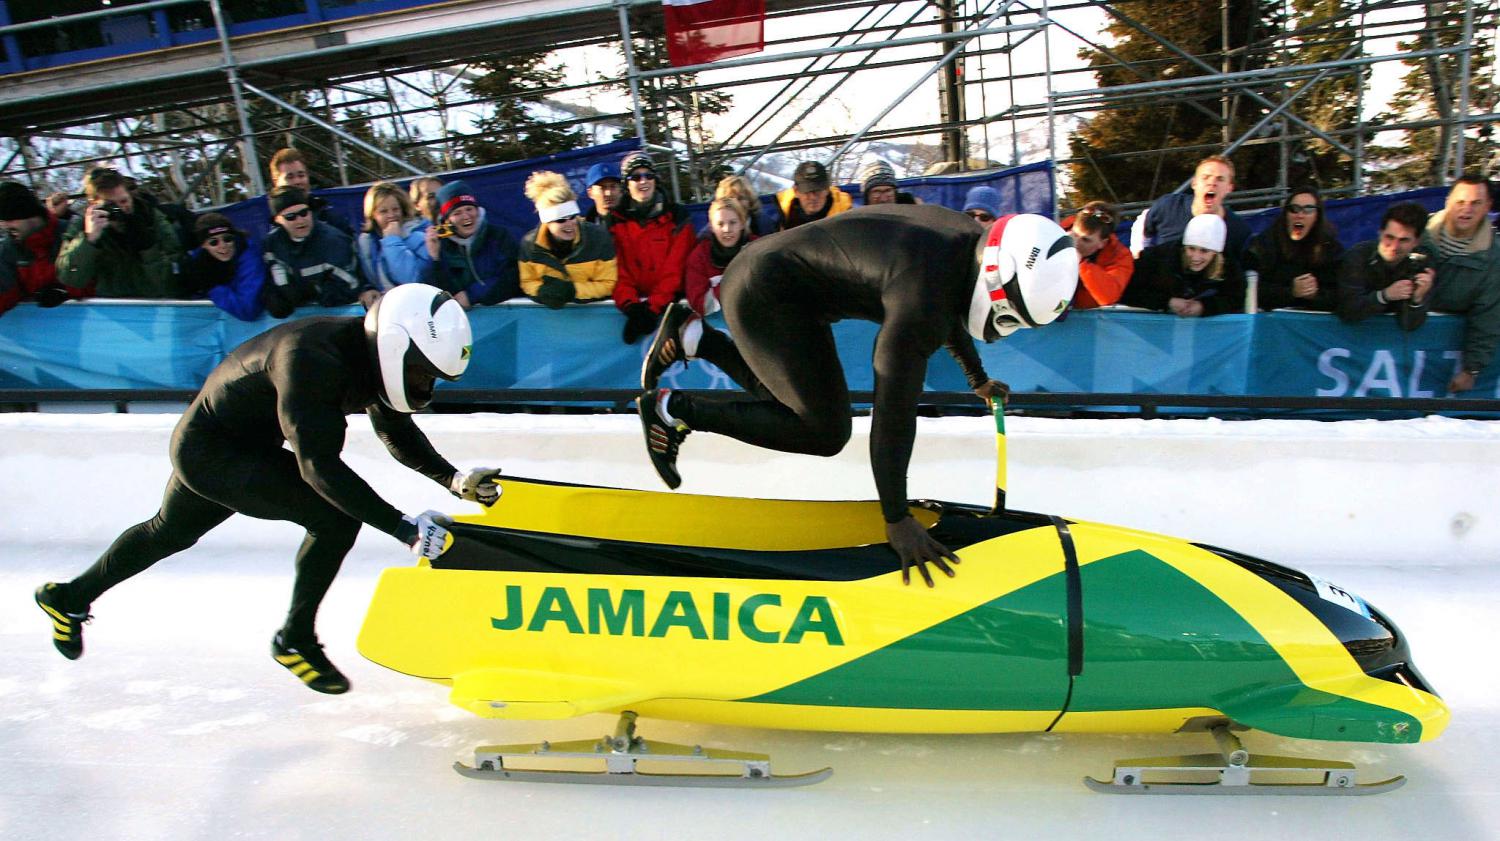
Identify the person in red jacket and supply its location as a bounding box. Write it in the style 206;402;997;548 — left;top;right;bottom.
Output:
610;151;697;343
1062;201;1133;309
0;181;77;314
684;196;757;317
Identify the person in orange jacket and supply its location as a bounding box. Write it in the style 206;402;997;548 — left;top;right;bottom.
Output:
1062;201;1134;309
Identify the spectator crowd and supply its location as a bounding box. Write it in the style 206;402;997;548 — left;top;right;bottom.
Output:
2;147;1497;391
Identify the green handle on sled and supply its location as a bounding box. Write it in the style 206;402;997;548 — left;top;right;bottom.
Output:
991;395;1007;513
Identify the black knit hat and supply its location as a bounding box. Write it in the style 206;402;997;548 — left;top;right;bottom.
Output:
0;181;47;221
268;186;310;217
620;151;656;178
193;212;236;245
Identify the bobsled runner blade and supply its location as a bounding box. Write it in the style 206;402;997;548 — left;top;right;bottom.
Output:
453;711;832;788
1084;724;1406;794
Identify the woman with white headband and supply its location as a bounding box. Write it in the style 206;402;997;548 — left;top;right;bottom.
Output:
518;171;617;308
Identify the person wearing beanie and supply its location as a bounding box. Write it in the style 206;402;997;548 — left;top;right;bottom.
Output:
1061;200;1133;310
517;170;617;309
610;151;696;343
56;167;183;299
774;160;852;231
1122;212;1245;317
261;184;365;318
171;212;264;320
858;159;916;206
961;186;1001;227
423;179;520;308
356;181;432;299
1;180;73;315
583;163;621;227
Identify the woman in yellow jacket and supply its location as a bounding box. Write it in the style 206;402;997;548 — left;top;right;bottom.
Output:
518;171;617;308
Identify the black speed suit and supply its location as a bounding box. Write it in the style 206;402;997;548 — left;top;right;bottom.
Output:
673;204;990;524
66;317;457;641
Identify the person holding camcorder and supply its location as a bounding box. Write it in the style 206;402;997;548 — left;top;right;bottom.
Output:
1336;201;1437;332
56;167;183;299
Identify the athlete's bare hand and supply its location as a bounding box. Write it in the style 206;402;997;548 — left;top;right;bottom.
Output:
887;516;959;587
973;379;1009;402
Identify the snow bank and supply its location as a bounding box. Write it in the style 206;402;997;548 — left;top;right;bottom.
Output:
4;412;1495;566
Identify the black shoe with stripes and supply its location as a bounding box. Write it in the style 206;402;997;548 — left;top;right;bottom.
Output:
272;632;350;695
639;389;690;490
36;583;90;660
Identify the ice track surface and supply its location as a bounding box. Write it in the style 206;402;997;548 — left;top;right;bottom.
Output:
2;412;1499;840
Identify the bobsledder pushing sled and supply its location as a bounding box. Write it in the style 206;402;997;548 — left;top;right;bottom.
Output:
357;398;1448;793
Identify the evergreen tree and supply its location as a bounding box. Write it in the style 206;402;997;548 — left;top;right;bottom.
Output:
1065;0;1281;207
609;18;732;201
1282;0;1363;190
1368;0;1498;190
460;53;586;166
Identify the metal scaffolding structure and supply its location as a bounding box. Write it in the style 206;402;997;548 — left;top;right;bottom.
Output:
0;0;1494;212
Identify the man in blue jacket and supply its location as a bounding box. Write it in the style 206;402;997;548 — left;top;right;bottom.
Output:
422;179;520;307
262;186;365;317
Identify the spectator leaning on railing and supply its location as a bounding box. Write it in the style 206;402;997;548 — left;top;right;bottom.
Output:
1061;201;1133;309
57;167;183;299
262;186;365;318
610;151;696;343
172;212;264;321
1245;186;1344;312
517;171;617;309
268;148;354;237
356;181;432;300
1;180;74;314
1335;201;1436;333
1422;175;1500;393
422;179;521;309
684;196;757;317
1122;213;1245;317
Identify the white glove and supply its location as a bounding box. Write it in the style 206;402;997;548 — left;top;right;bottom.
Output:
403;510;453;560
450;467;503;506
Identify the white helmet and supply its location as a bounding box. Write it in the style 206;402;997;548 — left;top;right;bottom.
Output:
364;284;472;413
967;213;1079;341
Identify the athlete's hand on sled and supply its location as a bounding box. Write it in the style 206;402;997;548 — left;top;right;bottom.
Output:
403;510;454;560
973;379;1009;402
887;516;959;587
450;467;503;506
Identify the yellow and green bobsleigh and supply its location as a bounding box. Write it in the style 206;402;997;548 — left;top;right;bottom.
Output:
358;404;1447;756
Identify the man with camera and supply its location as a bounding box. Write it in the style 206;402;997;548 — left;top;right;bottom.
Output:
56;167;183;298
1;181;74;315
1337;202;1436;331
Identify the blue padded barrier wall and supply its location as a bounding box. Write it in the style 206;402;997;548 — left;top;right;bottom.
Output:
2;302;1496;401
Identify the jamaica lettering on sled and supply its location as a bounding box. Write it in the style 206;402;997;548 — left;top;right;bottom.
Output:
357;400;1448;793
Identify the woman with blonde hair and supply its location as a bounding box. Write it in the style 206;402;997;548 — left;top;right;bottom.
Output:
714;174;771;235
408;177;443;223
356;181;432;297
684;195;756;316
1121;213;1245;317
517;170;617;308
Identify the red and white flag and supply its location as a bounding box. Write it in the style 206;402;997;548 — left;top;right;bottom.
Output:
662;0;765;67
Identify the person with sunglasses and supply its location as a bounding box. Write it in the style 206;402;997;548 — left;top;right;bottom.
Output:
1060;200;1133;309
610;151;696;343
171;213;264;320
961;186;1001;229
1245;186;1344;312
639;207;1077;588
261;186;366;319
517;170;617;309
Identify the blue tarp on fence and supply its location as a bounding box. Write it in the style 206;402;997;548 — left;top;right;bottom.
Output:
2;302;1495;400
